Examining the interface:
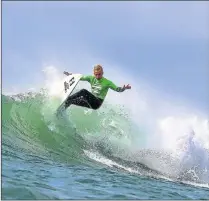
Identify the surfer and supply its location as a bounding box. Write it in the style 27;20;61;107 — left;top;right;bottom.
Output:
63;64;131;110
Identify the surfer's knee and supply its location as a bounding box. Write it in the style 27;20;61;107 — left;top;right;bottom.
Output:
80;89;88;93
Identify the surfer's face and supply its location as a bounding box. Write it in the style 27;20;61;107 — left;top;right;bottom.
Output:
94;70;103;80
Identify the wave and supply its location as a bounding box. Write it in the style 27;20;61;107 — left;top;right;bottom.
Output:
2;65;209;188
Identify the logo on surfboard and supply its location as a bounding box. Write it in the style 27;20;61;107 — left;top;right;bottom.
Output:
64;77;75;93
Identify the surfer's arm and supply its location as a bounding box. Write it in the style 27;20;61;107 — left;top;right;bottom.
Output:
64;72;91;82
109;81;131;92
80;75;92;82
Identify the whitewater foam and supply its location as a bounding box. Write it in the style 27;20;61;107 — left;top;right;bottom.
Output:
6;64;208;187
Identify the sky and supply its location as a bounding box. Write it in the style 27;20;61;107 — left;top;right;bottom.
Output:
2;1;209;111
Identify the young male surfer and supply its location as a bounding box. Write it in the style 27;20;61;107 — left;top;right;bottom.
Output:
63;64;131;110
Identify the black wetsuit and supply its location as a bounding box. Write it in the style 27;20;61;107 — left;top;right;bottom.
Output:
65;89;103;110
65;75;124;110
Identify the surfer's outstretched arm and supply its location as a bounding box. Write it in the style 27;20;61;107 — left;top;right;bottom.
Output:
116;84;131;92
108;81;131;92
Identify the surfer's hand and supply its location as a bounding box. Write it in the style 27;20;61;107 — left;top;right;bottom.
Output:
123;84;131;90
63;71;72;76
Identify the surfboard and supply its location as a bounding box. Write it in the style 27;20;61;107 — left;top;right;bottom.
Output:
57;73;83;113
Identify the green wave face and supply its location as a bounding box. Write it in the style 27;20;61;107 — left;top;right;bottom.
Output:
2;91;209;186
2;92;145;166
2;93;86;164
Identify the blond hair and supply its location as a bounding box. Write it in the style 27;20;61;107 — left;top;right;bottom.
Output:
94;64;103;73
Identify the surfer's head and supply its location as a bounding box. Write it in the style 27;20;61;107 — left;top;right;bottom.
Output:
93;64;103;79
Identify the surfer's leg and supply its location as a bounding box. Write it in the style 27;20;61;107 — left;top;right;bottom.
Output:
80;89;103;109
65;89;103;109
65;94;90;109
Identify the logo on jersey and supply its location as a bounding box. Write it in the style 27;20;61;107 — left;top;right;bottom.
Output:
92;79;102;95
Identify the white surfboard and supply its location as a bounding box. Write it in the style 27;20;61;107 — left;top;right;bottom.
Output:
57;73;83;113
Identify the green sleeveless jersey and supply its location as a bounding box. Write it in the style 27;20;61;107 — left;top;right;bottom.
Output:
80;75;119;100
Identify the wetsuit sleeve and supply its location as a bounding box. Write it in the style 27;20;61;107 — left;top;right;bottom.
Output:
80;75;92;83
108;81;125;92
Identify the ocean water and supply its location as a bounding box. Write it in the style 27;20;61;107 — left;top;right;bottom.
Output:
2;67;209;199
